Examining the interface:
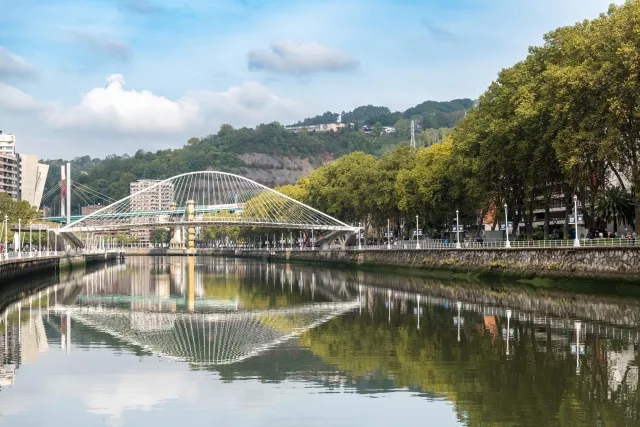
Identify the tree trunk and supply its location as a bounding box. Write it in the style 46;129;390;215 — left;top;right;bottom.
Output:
563;187;573;240
635;199;640;235
526;203;534;239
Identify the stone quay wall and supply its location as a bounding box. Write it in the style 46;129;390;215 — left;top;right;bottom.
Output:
0;252;119;282
236;247;640;281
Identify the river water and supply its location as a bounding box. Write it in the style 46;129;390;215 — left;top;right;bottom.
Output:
0;257;639;426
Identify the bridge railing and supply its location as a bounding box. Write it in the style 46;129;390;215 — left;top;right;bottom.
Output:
112;237;640;253
220;237;640;251
1;247;123;261
351;237;640;250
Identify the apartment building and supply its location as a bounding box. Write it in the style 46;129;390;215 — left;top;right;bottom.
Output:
130;180;175;243
0;132;16;155
0;153;19;200
0;133;49;207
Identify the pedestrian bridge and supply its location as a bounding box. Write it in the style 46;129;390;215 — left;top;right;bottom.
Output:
60;171;357;234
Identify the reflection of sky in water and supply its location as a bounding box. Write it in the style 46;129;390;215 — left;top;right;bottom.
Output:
0;257;638;426
0;348;459;427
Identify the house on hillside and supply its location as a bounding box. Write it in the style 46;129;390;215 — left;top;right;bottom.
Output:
285;123;353;133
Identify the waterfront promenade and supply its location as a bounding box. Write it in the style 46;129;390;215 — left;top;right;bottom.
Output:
120;239;640;281
0;250;121;281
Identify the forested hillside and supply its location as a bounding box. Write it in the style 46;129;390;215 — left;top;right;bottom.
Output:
291;98;473;128
43;98;472;210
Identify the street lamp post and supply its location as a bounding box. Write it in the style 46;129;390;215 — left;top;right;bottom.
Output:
29;222;32;256
38;225;41;256
504;203;511;248
387;218;391;249
3;215;7;260
18;218;21;257
455;210;461;249
416;215;421;249
573;195;580;247
358;222;362;250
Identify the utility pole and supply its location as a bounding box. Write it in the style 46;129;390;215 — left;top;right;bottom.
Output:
410;120;416;149
66;162;71;225
60;165;66;218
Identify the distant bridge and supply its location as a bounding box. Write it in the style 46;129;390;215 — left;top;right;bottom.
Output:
58;172;357;246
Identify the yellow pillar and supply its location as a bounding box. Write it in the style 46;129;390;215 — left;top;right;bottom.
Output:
186;199;196;254
187;256;195;312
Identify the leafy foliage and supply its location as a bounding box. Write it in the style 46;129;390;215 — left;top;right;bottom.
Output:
594;186;635;234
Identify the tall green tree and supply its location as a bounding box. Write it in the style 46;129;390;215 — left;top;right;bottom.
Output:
594;186;635;234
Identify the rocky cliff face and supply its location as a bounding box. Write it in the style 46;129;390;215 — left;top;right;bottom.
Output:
235;152;334;186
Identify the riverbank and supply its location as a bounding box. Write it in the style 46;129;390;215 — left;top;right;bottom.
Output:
248;247;640;281
123;246;640;281
0;252;120;282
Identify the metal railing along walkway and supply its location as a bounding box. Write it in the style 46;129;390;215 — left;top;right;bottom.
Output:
0;248;122;262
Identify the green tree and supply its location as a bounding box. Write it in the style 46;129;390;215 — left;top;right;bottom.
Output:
594;186;635;234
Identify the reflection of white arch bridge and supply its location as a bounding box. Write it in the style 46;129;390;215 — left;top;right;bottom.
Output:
53;302;359;365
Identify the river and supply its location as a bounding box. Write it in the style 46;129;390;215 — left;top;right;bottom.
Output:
0;256;638;426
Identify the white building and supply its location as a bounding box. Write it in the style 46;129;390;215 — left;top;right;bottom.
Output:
286;122;353;133
130;180;175;243
130;180;174;212
18;154;49;208
0;132;16;155
0;133;50;207
0;153;19;200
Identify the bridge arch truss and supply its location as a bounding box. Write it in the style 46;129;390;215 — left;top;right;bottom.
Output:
60;171;356;233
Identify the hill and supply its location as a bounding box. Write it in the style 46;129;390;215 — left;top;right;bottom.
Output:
291;98;474;128
42;98;473;212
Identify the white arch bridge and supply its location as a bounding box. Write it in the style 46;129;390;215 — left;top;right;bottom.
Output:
58;171;357;247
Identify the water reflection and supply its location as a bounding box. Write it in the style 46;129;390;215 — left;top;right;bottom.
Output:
0;257;638;426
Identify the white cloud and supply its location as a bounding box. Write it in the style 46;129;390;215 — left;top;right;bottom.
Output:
75;372;197;427
0;47;38;80
0;84;42;112
45;74;300;135
247;40;358;75
46;74;200;133
1;75;302;156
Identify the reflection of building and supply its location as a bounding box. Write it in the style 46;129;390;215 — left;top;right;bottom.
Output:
20;314;49;363
130;180;175;243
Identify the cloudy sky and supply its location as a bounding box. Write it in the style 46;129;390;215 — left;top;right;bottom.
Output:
0;0;618;159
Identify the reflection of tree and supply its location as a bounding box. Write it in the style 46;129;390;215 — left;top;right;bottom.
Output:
200;271;331;310
300;301;640;427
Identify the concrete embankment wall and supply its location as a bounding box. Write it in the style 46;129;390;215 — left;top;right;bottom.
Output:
235;247;640;281
122;246;640;280
0;252;119;282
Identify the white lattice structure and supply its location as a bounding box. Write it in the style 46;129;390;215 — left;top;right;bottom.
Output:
61;303;359;365
61;171;355;234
